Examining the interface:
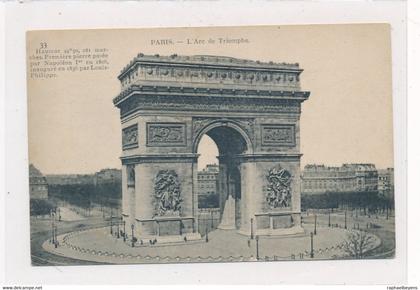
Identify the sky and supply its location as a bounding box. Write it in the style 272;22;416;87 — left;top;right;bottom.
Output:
27;24;393;174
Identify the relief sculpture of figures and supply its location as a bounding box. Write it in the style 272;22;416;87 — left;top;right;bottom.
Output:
264;128;291;142
147;124;186;146
153;170;182;217
266;166;292;208
122;125;138;149
150;127;182;143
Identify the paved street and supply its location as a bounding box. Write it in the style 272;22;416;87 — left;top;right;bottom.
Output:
302;210;395;258
30;217;108;266
31;209;393;265
43;224;366;264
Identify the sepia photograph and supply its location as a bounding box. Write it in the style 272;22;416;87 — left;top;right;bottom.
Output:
26;24;395;266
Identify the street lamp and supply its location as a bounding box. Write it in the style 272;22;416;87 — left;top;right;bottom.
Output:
310;232;314;259
344;210;347;229
314;214;317;235
123;220;126;242
110;212;113;235
131;224;135;247
255;235;260;261
328;210;331;227
54;218;58;248
50;209;54;244
117;219;120;238
250;218;254;240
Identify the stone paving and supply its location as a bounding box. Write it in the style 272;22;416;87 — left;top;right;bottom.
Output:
42;224;381;264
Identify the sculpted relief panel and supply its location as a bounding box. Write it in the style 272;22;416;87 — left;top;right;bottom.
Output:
153;170;182;217
122;124;138;150
261;124;295;147
266;165;292;209
147;123;187;147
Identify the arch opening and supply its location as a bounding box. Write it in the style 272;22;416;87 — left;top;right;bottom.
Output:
195;123;250;232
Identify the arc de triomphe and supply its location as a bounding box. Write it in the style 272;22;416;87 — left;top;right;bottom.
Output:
113;54;310;242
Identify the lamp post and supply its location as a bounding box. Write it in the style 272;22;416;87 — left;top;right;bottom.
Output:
211;210;214;229
117;219;120;238
131;224;135;247
123;220;126;242
110;211;113;235
205;226;209;243
50;209;54;244
250;218;254;240
344;210;347;229
328;210;331;227
256;235;260;260
54;217;58;248
314;214;317;235
310;232;314;259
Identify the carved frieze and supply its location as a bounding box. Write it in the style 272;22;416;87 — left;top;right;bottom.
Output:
122;124;138;150
261;124;295;147
153;170;182;217
119;95;302;118
147;123;187;147
265;165;292;209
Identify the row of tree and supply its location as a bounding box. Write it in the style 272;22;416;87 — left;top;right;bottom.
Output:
48;182;122;210
30;198;55;216
301;191;394;212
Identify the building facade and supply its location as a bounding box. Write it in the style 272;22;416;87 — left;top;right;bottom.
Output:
301;163;378;195
29;164;49;200
378;168;394;199
197;164;219;208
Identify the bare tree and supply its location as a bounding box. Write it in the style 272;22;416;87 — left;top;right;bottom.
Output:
343;230;375;259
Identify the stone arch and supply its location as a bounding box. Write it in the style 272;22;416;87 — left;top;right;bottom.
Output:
193;120;253;232
115;54;310;239
192;119;254;155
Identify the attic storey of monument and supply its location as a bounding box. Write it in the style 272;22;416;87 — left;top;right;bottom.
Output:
113;54;310;240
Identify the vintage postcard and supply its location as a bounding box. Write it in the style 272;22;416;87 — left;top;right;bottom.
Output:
26;24;394;266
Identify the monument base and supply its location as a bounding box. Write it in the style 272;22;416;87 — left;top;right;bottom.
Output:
218;195;236;230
